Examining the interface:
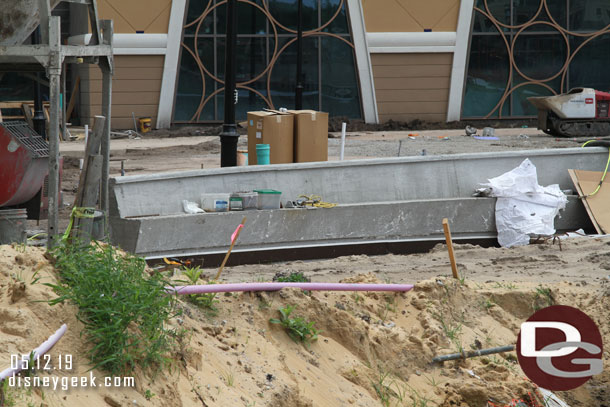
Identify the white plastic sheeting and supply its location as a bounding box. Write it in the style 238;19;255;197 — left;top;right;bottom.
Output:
480;159;567;247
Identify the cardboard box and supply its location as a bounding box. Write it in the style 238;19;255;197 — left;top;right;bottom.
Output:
247;111;294;165
288;110;329;163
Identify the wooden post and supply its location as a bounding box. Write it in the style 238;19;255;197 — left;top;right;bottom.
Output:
442;218;459;279
214;217;247;281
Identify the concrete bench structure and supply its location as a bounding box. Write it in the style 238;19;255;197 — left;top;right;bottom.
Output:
109;147;607;259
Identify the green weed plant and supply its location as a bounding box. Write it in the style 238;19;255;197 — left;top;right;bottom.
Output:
270;305;319;344
48;242;179;376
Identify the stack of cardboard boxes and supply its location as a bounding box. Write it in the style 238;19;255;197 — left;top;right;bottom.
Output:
247;110;329;165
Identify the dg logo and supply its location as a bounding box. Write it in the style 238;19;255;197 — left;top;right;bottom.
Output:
516;305;604;391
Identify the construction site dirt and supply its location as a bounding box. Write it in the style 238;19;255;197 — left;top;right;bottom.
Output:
1;236;608;406
12;126;609;406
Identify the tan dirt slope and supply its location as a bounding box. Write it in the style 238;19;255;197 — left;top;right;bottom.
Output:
0;239;608;407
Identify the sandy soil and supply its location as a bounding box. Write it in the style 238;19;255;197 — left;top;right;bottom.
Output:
0;237;608;407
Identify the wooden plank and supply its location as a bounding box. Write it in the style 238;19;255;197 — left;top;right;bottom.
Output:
22;103;34;128
569;169;606;234
442;218;459;279
74;154;102;241
73;116;106;210
0;101;30;109
66;76;81;122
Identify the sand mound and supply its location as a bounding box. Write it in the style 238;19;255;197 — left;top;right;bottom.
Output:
0;244;608;406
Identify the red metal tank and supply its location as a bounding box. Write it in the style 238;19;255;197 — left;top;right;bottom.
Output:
0;122;49;207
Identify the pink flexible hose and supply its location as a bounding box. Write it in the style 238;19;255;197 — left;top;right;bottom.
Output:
167;282;414;295
0;324;67;381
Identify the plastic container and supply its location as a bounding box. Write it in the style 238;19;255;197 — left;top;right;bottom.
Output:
200;193;230;212
0;208;27;244
256;144;270;165
232;191;258;210
229;197;243;211
254;189;281;210
237;150;248;166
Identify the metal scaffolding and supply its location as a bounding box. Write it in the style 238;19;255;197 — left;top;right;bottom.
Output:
0;0;114;247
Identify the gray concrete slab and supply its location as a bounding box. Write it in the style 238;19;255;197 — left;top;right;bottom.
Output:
108;148;604;258
110;147;608;218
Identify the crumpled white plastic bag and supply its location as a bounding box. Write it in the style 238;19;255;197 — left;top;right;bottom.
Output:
182;200;204;214
480;159;567;247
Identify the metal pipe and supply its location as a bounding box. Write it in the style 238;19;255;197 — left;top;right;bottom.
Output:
432;345;515;363
47;17;62;247
340;122;346;160
168;282;414;295
295;0;303;110
220;0;239;167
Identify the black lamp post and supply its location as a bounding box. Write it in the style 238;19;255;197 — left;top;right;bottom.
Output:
220;0;239;167
295;0;303;110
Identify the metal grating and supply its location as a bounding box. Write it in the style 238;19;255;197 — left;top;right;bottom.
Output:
0;121;49;158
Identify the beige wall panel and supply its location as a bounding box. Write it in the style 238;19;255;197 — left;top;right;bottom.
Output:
372;53;453;123
374;77;450;90
88;92;161;106
432;3;461;31
373;65;452;78
363;0;461;32
97;0;171;33
89;67;165;81
379;113;446;122
377;101;448;114
84;79;163;93
375;89;450;102
83;104;159;118
79;55;164;129
371;53;453;66
113;55;166;68
362;0;422;32
110;118;144;129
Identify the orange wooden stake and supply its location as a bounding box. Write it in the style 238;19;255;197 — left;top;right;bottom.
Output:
442;218;459;279
214;217;247;281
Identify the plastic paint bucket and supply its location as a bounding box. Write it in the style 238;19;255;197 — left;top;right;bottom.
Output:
256;144;270;165
237;150;248;166
138;117;152;133
0;208;27;244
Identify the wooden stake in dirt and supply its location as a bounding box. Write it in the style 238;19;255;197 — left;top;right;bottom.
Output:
442;218;459;279
214;217;247;281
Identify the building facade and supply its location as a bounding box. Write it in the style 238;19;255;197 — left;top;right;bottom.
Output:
3;0;610;129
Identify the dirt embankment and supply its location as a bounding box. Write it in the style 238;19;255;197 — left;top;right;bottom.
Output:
0;243;608;406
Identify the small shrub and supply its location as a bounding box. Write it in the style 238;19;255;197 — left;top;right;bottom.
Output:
272;272;310;283
269;305;319;344
180;266;219;313
48;242;179;376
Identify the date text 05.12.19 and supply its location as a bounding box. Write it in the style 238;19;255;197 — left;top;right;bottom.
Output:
11;354;73;371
